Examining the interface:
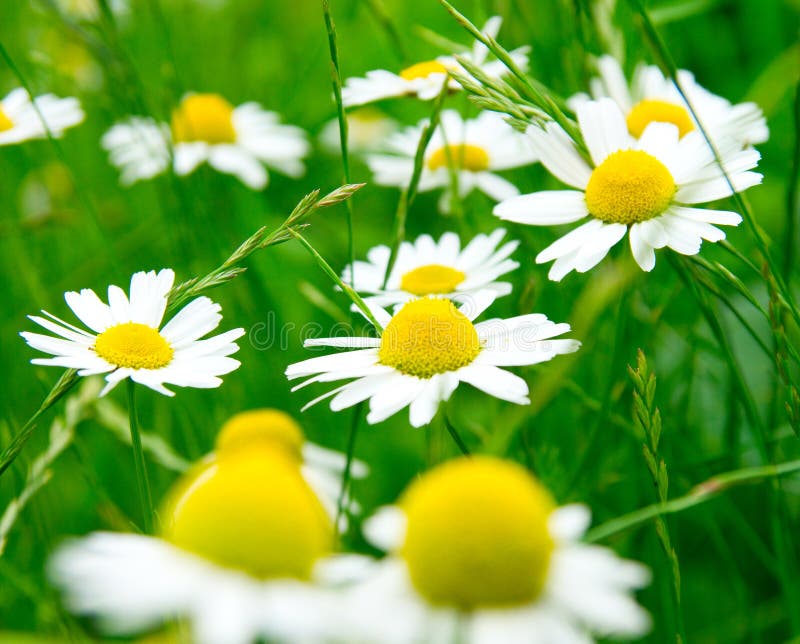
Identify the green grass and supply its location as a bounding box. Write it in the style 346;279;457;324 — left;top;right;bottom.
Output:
1;0;799;641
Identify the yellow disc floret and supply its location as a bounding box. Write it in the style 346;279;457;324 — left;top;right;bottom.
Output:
401;456;555;609
400;264;466;296
626;99;695;138
378;298;481;379
171;94;237;144
0;108;13;132
162;447;332;580
399;60;450;81
585;150;676;225
94;322;173;370
216;409;305;461
427;144;490;172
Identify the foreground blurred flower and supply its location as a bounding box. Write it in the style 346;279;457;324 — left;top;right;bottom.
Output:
286;293;579;427
367;110;538;212
53;0;128;21
319;107;399;154
569;55;768;148
0;88;84;145
102;93;309;189
213;409;368;527
347;456;651;643
342;229;519;308
494;98;762;280
50;426;366;644
21;268;244;396
341;16;528;107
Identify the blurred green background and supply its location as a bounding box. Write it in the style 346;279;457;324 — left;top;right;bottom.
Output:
1;0;799;641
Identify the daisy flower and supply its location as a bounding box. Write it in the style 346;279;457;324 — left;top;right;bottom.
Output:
21;268;245;397
367;110;538;212
341;16;529;107
494;98;762;280
285;292;580;428
345;456;651;644
569;55;768;147
341;229;519;308
49;428;368;644
0;88;84;146
102;93;310;189
319;107;399;154
213;409;369;528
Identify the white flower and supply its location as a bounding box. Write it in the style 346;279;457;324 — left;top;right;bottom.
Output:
319;107;399;154
569;55;768;147
367;110;538;211
285;293;579;428
341;16;529;107
214;408;369;529
494;98;762;280
21;268;245;397
0;88;84;146
53;0;128;20
341;229;519;309
343;456;652;644
49;437;369;644
102;93;310;189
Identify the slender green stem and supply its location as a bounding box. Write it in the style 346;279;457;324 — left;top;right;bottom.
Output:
322;0;356;288
127;381;154;534
785;81;800;280
443;413;470;456
586;458;800;542
289;229;384;332
335;402;363;540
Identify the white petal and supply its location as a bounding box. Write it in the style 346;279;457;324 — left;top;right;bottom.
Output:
494;190;589;225
577;98;630;166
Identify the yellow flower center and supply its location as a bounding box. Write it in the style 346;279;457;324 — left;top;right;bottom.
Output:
216;409;305;461
626;99;695;138
171;94;237;144
427;144;490;172
584;150;676;225
0;108;13;132
401;456;555;609
399;60;450;81
162;447;332;580
94;322;173;370
400;264;466;296
378;298;481;379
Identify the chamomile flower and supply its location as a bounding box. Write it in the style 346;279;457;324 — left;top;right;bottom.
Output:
346;456;651;644
50;429;367;644
21;268;245;397
213;409;369;528
494;98;762;280
102;93;309;189
367;110;538;211
341;16;529;107
319;107;399;154
285;293;579;428
569;55;768;147
0;88;84;146
341;229;519;308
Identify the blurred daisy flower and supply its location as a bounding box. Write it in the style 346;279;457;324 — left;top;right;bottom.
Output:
494;98;762;280
367;110;538;212
50;426;368;644
342;16;529;107
21;268;245;396
286;293;579;428
346;456;651;644
212;409;369;528
569;55;768;148
0;88;84;146
102;93;309;189
341;229;519;309
53;0;128;21
319;107;399;154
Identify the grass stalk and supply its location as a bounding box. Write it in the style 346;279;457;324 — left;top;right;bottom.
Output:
127;381;154;534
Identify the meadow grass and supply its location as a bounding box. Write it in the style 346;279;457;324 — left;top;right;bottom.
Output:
0;0;798;641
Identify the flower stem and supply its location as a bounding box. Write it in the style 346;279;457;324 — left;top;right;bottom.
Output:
443;413;470;456
127;380;154;534
335;402;363;541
